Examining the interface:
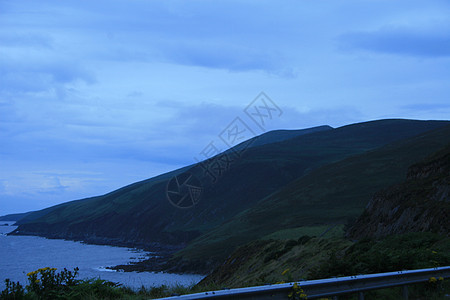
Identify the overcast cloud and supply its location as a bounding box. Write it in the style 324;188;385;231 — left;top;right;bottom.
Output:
1;0;449;215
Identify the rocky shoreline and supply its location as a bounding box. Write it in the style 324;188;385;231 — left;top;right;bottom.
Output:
109;254;173;273
8;230;203;275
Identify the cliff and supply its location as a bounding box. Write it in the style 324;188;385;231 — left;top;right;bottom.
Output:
348;144;450;239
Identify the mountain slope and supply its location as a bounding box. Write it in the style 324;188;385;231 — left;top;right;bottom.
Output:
12;120;450;251
172;124;450;272
240;125;332;148
348;143;450;239
198;146;450;287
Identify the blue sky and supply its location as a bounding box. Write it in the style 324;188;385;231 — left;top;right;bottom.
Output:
1;0;450;215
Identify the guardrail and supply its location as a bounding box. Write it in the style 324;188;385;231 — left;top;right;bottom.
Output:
159;266;450;300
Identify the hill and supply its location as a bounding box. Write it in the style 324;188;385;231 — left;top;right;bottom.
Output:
0;212;32;222
198;144;450;288
170;123;450;272
238;125;332;148
348;143;450;239
11;119;450;257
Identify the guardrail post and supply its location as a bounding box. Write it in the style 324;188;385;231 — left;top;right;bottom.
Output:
358;291;364;300
402;285;408;300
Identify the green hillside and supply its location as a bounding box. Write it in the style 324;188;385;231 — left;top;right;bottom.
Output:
12;119;449;256
172;124;450;272
197;145;450;291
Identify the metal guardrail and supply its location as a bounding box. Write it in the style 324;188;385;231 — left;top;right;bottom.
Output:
159;266;450;300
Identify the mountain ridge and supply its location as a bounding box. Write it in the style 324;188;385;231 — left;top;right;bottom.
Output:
195;144;450;287
10;119;450;267
168;123;450;272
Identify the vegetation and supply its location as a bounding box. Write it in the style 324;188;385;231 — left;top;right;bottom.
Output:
195;144;450;297
310;233;450;279
3;120;449;300
11;120;449;258
0;267;211;300
173;124;450;271
194;233;449;299
0;251;450;300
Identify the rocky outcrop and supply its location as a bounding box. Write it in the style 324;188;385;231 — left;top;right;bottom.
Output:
348;145;450;239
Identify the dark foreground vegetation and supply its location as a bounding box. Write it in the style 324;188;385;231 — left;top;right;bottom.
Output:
1;267;208;300
1;269;448;300
2;233;449;300
3;120;449;299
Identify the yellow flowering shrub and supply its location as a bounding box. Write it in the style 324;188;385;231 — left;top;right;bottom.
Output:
26;267;79;298
288;282;307;299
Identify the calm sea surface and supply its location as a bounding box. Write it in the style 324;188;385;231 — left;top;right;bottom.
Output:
0;222;203;290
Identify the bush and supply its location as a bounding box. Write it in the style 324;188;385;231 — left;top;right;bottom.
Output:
1;279;25;300
26;267;79;298
311;233;450;279
0;267;128;300
1;267;195;300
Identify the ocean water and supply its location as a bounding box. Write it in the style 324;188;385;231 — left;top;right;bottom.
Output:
0;222;203;290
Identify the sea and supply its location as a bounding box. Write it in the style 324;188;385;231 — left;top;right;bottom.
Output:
0;221;204;290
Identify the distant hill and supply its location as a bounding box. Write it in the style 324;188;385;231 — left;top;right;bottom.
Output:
0;212;32;222
11;119;450;269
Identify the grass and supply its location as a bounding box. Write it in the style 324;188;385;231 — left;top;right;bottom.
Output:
3;232;449;299
262;225;345;240
13;120;449;250
310;233;450;279
197;232;450;299
10;120;450;277
174;125;450;270
4;277;446;300
0;268;216;300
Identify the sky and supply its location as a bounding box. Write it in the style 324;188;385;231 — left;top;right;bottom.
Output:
1;0;450;215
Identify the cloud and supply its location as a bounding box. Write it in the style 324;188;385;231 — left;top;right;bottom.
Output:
1;173;66;197
0;32;53;48
1;0;450;215
3;96;355;170
15;1;294;75
0;98;364;216
0;58;96;97
157;41;285;73
338;26;450;57
401;103;450;111
95;37;292;75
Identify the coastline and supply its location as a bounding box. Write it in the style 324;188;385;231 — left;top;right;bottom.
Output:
7;226;202;275
1;224;205;290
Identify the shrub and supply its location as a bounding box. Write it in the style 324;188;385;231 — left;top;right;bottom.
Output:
1;279;25;300
25;267;79;298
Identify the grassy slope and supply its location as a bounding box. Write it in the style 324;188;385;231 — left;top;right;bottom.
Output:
174;124;450;269
198;233;450;290
14;126;343;245
198;237;352;288
14;120;449;249
198;146;450;293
